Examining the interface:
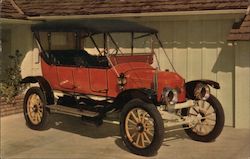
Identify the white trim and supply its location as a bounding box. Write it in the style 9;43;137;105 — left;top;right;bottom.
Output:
0;18;35;24
27;9;247;20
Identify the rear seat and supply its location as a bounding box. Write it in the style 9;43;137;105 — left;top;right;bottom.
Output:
47;50;109;68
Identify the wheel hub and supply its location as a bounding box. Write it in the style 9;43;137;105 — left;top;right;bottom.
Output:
200;112;206;122
136;123;144;133
33;105;38;113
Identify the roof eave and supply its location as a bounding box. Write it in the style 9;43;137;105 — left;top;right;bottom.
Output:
27;9;247;21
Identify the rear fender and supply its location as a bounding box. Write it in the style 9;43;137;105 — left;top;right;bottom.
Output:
21;76;54;104
185;80;220;99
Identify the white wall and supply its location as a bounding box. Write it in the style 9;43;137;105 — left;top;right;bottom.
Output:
1;24;32;74
137;18;236;127
235;41;250;129
1;24;41;78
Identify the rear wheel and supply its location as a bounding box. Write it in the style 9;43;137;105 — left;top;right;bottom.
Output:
183;95;224;142
23;87;49;130
120;99;164;156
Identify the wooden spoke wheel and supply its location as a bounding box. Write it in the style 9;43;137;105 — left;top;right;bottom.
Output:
125;108;155;148
189;100;217;136
27;94;44;125
23;87;49;130
182;95;225;142
120;99;164;156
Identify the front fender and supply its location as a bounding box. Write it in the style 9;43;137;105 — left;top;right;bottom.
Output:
21;76;54;105
185;80;220;99
112;88;157;110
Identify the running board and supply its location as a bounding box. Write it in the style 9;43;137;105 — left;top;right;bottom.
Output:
47;105;100;118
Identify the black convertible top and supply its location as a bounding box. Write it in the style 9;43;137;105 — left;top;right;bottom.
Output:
31;19;158;34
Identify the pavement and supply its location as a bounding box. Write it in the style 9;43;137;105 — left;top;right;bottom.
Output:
1;113;250;159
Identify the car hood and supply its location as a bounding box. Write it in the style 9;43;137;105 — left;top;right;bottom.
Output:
113;62;184;88
114;62;154;73
112;62;186;102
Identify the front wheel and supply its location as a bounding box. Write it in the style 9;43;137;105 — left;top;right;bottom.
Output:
120;99;164;156
182;95;225;142
23;87;49;130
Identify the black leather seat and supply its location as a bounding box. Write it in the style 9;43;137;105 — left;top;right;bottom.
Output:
48;50;109;68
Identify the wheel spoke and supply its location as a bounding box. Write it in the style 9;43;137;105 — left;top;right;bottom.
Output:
127;118;137;125
130;111;139;122
200;100;205;108
205;112;215;117
201;125;209;135
205;117;216;121
144;123;153;128
38;111;43;118
144;123;154;131
202;120;215;126
36;113;41;122
38;108;43;113
198;124;202;132
136;133;140;145
193;124;200;133
141;133;145;147
32;115;37;122
189;112;198;116
206;104;212;111
201;124;208;134
145;130;154;137
31;111;36;117
128;125;136;130
205;112;216;121
192;107;199;114
131;132;137;138
143;132;151;143
140;112;147;123
136;109;141;122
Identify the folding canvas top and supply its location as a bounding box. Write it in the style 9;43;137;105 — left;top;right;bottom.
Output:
31;19;158;34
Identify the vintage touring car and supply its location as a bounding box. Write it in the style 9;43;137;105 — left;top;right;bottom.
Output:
22;19;224;156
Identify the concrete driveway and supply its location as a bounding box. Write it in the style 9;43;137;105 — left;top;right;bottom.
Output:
1;113;250;159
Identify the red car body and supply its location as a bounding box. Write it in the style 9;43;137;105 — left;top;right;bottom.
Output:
41;53;186;103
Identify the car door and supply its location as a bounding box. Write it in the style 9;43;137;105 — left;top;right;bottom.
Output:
73;66;90;94
56;66;75;90
73;67;108;96
54;52;75;91
89;68;108;95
